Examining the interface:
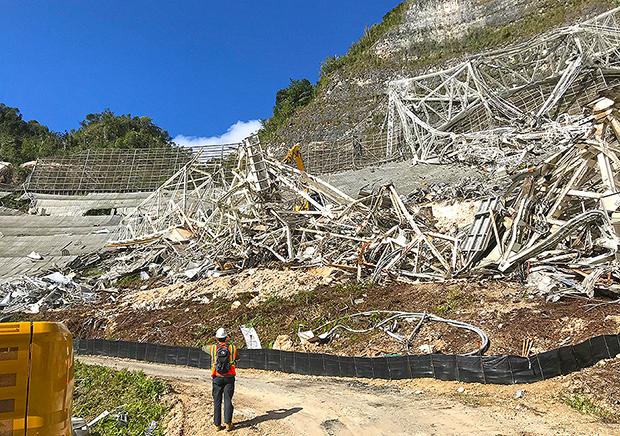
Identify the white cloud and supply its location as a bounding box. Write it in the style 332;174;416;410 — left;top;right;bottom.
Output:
174;120;262;147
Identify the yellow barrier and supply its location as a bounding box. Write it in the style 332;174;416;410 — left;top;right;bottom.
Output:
0;322;73;436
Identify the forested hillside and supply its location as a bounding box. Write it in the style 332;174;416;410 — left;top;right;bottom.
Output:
0;105;173;167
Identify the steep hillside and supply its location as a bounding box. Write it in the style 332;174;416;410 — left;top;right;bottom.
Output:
263;0;620;146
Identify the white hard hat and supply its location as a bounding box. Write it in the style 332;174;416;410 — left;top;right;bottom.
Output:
215;327;228;339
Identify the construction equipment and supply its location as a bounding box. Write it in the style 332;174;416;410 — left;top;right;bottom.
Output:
0;321;74;435
283;143;310;211
283;143;306;172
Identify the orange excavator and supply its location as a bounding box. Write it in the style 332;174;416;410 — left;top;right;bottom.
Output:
0;322;74;435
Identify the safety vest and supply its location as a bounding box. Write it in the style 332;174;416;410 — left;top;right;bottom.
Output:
210;342;237;377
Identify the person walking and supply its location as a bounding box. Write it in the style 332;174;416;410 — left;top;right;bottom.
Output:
211;327;238;431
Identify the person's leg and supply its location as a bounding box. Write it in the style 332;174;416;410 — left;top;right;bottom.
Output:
223;378;235;425
212;378;224;427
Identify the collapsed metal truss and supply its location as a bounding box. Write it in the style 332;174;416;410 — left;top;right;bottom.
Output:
105;91;620;298
107;137;458;280
109;155;227;246
387;7;620;163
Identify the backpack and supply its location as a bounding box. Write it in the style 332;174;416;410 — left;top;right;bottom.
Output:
215;343;231;375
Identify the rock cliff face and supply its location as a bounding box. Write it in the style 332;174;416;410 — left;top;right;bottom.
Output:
269;0;618;147
376;0;543;57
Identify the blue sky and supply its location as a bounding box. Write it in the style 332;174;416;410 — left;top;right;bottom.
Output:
0;1;401;145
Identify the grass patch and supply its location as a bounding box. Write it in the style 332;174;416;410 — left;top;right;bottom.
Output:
433;288;472;315
115;272;142;289
0;192;30;212
318;1;409;82
81;265;105;278
73;362;169;435
562;393;617;421
232;280;373;338
332;280;372;295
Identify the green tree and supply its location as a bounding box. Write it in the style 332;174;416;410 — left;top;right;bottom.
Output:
0;104;62;164
66;109;173;151
260;79;315;141
273;79;314;119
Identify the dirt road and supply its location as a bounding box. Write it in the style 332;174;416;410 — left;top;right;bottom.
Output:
78;356;619;436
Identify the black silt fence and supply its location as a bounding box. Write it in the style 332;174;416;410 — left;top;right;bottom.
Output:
74;333;620;385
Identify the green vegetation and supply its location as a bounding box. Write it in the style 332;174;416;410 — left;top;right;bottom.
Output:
318;1;409;81
0;104;62;167
66;110;172;152
116;272;144;289
331;280;372;295
259;78;316;141
562;393;617;421
258;0;620;142
81;265;105;278
235;280;371;337
73;362;169;435
0;192;30;211
0;105;174;174
433;287;472;315
324;0;620;77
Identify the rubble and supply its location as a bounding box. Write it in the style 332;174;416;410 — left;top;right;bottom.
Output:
467;94;620;300
406;178;500;203
101;139;459;286
387;7;620;167
4;8;620;315
34;85;619;310
98;92;620;302
272;334;294;351
0;273;94;315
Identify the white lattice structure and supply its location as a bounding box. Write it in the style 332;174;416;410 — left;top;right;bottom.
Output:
108;156;226;246
387;7;620;163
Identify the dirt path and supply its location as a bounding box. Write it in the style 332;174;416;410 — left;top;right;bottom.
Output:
78;356;619;436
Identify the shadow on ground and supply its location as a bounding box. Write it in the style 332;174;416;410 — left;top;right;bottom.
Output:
235;407;303;429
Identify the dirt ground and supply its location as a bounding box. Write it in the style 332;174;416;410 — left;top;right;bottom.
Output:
35;270;620;430
564;357;620;415
41;275;620;356
78;355;620;436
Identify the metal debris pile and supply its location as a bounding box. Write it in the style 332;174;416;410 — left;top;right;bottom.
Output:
99;92;620;301
3;9;620;315
0;272;94;315
387;7;620;167
106;138;457;283
465;95;620;300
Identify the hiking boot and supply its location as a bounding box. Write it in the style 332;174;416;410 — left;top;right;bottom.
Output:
214;423;225;431
225;422;234;431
